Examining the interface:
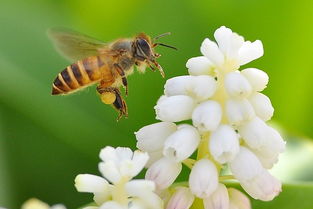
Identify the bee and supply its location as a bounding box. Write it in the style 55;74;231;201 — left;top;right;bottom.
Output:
48;28;176;120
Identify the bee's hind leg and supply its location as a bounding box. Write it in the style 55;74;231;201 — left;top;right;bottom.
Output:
97;86;128;121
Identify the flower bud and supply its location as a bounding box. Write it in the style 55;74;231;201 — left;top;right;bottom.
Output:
186;56;214;76
230;146;263;181
224;72;252;98
240;170;282;201
238;117;285;161
146;157;182;190
155;95;196;122
228;188;251;209
238;40;264;66
164;76;194;96
203;183;229;209
192;100;222;132
135;122;177;152
189;159;218;198
190;75;217;101
225;99;255;126
201;38;224;66
249;92;274;121
209;125;239;163
241;68;268;92
99;201;125;209
166;187;195;209
75;174;108;193
163;125;200;162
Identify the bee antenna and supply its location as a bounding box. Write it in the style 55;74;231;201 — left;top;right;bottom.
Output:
154;43;178;50
153;32;171;40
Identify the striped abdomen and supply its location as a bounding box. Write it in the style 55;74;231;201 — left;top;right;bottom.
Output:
52;56;108;95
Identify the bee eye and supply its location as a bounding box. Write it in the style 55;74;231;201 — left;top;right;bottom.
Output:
137;39;151;57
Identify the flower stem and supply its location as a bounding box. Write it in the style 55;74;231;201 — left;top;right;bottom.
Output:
183;158;196;169
219;175;235;181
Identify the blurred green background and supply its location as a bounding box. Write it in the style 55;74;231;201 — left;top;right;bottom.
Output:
1;0;313;208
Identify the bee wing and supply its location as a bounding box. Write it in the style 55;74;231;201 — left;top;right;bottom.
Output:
48;27;108;62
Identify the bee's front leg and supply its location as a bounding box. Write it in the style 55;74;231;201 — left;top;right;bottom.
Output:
114;63;128;96
97;86;128;121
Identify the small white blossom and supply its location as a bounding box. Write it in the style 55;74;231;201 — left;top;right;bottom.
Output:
146;157;182;190
166;187;195;209
189;159;218;198
75;147;163;209
209;125;240;163
192;100;222;132
155;95;196;122
163;125;200;162
228;188;251;209
186;56;214;76
203;184;229;209
224;71;252;99
21;199;66;209
241;68;269;92
249;92;274;121
226;99;255;126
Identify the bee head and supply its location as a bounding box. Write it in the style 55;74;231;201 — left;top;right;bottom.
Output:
134;32;176;78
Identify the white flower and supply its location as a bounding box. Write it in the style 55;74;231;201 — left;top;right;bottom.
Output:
209;125;240;163
203;184;229;209
224;71;252;99
145;157;182;190
228;188;251;209
230;146;282;201
163;125;200;162
192;100;222;132
166;187;195;209
75;147;163;209
186;56;214;76
155;95;196;122
189;159;218;198
249;92;274;121
21;199;66;209
226;99;255;126
241;68;269;92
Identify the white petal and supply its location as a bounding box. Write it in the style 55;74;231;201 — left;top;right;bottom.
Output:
155;95;196;122
115;147;133;162
145;150;163;168
81;207;99;209
238;117;285;158
99;201;126;209
75;174;108;193
99;146;119;164
98;161;121;183
119;151;149;178
224;71;252;99
228;188;251;209
241;68;269;92
146;157;182;190
166;187;194;209
225;99;255;126
164;76;194;96
209;125;240;163
238;40;264;65
21;199;50;209
126;180;163;209
192;100;222;132
186;56;214;76
189;159;218;198
249;92;274;121
200;38;224;66
94;188;113;206
51;205;67;209
203;183;229;209
240;170;282;201
190;75;217;101
230;146;263;181
214;26;244;60
163;125;200;162
135;122;177;152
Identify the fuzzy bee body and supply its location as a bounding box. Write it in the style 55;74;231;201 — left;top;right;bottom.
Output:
49;28;174;120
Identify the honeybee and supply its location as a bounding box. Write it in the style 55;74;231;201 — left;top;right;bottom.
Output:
48;28;176;120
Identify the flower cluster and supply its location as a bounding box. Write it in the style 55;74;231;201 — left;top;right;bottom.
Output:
75;146;163;209
135;26;285;208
